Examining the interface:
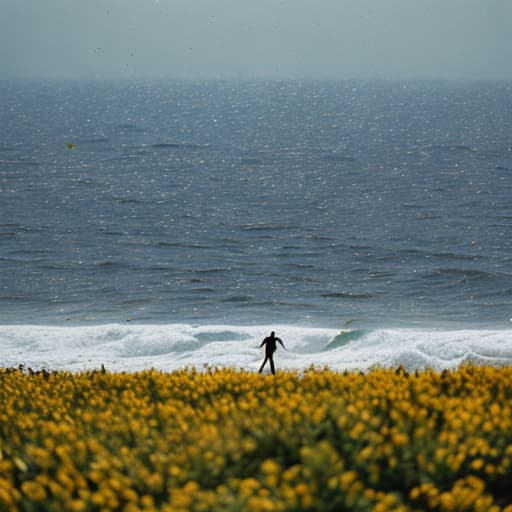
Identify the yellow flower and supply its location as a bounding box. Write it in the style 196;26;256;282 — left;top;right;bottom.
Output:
294;482;308;496
1;365;512;511
470;458;485;471
68;499;87;512
409;487;421;500
21;481;46;502
339;471;358;491
261;459;280;475
147;472;164;493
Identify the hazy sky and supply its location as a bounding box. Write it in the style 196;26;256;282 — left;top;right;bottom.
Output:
2;0;511;81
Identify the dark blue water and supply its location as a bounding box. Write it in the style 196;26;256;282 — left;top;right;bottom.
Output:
2;80;512;328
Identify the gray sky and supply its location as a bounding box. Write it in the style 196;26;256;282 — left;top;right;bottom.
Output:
2;0;512;81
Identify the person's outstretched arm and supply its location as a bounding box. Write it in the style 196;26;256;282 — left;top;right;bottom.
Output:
260;339;267;348
277;338;287;351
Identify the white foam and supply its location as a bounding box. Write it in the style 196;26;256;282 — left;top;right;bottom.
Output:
1;324;511;372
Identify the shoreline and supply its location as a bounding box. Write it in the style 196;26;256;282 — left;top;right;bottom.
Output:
2;323;512;373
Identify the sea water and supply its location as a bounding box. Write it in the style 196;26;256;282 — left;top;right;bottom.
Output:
1;80;512;371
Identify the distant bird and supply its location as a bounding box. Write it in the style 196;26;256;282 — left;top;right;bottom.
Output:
67;142;76;150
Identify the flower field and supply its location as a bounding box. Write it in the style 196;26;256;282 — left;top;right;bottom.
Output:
1;364;512;511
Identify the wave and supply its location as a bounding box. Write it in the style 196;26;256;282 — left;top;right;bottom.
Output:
221;295;254;303
321;292;372;300
427;144;477;153
148;143;209;150
157;241;210;249
324;329;369;349
321;153;356;163
422;268;511;284
1;159;41;167
1;324;512;373
397;248;484;262
240;223;295;232
116;123;146;133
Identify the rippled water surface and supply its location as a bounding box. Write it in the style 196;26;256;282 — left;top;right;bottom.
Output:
2;80;512;330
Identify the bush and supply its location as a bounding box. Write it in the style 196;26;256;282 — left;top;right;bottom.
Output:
1;365;512;511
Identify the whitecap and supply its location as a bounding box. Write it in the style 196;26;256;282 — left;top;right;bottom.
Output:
1;324;512;373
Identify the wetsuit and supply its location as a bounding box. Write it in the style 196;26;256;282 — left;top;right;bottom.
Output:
259;332;285;375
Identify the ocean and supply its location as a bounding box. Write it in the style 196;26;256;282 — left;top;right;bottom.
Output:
1;79;512;371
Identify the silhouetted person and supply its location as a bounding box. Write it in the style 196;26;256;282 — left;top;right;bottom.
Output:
259;331;286;375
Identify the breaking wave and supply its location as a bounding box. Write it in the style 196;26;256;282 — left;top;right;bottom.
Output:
1;324;512;373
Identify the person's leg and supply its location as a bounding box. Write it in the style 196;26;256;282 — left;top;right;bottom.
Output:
259;356;268;373
270;356;275;375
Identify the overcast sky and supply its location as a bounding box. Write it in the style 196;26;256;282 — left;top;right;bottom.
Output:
2;0;511;81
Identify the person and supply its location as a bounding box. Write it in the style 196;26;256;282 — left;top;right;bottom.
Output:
258;331;286;375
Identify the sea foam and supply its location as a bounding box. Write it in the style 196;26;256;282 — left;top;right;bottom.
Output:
1;324;512;373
